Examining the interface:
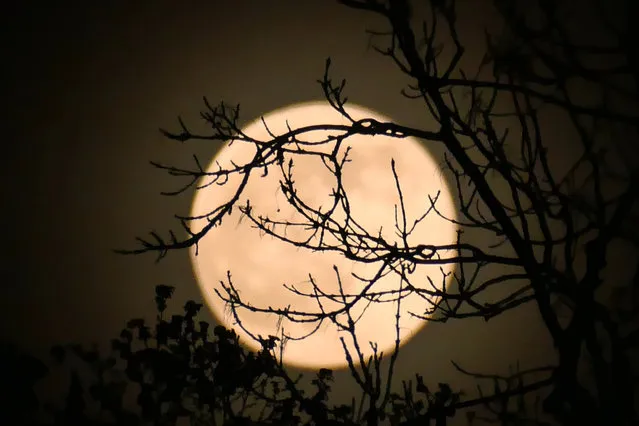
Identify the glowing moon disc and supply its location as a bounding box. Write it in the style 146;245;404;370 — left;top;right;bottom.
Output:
190;102;457;369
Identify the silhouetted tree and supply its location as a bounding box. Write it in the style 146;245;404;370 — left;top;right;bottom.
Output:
116;0;638;425
1;343;49;424
3;285;499;425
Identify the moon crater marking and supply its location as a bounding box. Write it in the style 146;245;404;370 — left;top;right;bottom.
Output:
190;102;457;369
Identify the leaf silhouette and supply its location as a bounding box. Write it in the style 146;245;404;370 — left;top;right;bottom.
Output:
155;284;175;300
127;318;146;329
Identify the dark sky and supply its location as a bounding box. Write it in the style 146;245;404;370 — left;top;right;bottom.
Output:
3;0;568;414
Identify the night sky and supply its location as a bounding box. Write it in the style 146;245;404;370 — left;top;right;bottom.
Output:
4;0;606;415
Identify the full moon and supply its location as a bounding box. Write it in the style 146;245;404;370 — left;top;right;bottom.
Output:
190;102;457;369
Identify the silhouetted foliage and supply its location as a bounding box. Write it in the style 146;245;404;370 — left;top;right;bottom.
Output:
0;343;49;422
3;285;512;425
18;0;638;425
